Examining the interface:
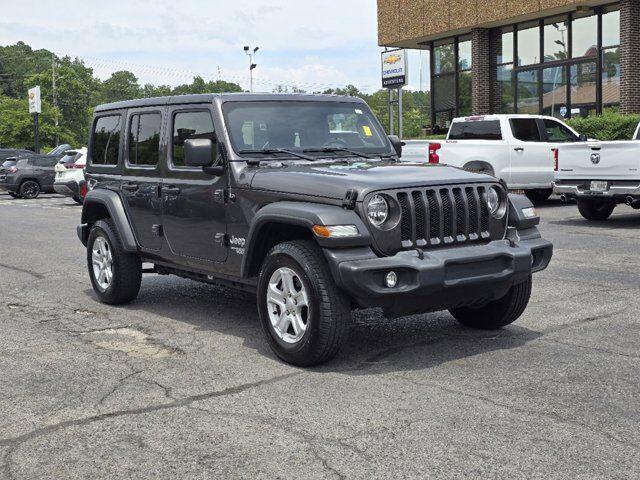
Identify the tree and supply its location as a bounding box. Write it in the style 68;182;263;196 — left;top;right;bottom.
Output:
99;71;141;103
0;95;74;149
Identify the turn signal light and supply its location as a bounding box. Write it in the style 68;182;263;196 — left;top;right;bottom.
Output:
312;225;359;238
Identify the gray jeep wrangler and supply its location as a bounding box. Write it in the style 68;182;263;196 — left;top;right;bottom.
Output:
78;93;553;366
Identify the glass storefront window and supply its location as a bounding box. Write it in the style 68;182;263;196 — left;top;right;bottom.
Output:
458;38;472;71
544;17;569;62
572;14;598;58
517;70;539;114
542;66;567;119
433;73;456;113
602;47;620;107
497;65;515;113
517;24;540;66
497;28;514;65
458;71;472;116
602;9;620;48
570;62;597;118
434;42;455;74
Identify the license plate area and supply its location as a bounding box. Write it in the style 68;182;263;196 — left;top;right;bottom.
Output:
590;181;608;192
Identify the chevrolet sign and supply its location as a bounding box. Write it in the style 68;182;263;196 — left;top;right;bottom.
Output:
381;49;407;88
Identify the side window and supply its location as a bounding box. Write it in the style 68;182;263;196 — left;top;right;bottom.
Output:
172;111;215;167
510;119;541;142
128;113;162;167
543;119;577;142
91;115;121;165
448;121;502;140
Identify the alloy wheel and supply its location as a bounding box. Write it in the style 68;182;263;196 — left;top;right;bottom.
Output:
266;267;310;344
92;236;113;291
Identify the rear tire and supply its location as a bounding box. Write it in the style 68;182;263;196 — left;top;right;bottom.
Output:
87;219;141;305
19;180;40;199
449;276;532;329
72;196;84;205
577;199;615;221
525;188;553;204
257;240;350;367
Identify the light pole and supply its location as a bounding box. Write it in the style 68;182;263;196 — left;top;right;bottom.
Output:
244;46;259;92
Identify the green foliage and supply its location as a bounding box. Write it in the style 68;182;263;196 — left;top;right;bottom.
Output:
0;96;74;149
566;110;640;141
0;42;244;148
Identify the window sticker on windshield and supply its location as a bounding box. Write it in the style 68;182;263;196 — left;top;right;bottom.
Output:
355;109;363;114
362;125;373;137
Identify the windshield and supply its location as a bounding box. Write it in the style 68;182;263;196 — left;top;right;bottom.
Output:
223;101;391;157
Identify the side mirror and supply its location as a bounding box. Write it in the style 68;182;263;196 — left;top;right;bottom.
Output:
388;135;405;157
184;138;224;175
578;133;588;142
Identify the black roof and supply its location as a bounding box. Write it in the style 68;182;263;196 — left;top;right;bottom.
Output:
93;93;366;113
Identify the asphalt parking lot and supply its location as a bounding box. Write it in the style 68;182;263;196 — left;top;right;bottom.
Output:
0;192;639;479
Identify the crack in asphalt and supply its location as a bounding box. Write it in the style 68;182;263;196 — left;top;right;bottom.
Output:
0;372;300;478
0;263;45;280
541;308;629;336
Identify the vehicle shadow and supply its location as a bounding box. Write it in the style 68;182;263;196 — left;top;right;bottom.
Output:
98;275;542;375
548;210;640;229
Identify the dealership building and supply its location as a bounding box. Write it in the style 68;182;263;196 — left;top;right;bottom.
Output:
377;0;639;128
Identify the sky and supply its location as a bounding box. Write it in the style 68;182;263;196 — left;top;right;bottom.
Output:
0;0;429;93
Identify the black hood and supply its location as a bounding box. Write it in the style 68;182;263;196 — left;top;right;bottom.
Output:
249;161;495;201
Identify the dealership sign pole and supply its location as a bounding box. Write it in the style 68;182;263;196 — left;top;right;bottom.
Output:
381;49;407;139
28;86;41;154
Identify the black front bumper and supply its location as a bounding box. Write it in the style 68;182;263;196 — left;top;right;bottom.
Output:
325;237;552;317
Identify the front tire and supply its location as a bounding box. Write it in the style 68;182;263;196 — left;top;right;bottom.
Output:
525;188;553;204
257;240;350;367
20;180;40;199
449;276;532;329
577;199;615;221
87;219;142;305
72;195;84;205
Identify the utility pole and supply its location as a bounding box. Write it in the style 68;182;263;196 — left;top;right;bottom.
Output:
52;53;59;146
243;46;259;92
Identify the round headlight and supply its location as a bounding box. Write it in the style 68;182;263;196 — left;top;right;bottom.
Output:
485;186;502;217
367;194;389;227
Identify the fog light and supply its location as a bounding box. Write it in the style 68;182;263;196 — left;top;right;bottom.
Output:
522;207;537;219
385;271;398;288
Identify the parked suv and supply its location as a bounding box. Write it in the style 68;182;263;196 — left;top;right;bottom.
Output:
54;147;88;204
0;144;72;198
78;94;553;366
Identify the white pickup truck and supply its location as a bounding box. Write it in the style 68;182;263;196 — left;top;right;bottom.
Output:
553;122;640;221
428;114;587;204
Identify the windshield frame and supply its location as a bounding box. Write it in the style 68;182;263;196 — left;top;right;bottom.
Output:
221;100;393;161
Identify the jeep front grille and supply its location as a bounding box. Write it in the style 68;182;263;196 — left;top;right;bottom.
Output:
396;185;493;249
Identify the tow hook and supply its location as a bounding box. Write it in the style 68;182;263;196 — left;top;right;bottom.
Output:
506;227;520;247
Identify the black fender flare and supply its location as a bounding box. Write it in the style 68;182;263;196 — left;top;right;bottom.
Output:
78;189;138;252
241;201;371;278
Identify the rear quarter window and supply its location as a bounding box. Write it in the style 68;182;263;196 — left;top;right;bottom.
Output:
91;115;122;165
448;121;502;140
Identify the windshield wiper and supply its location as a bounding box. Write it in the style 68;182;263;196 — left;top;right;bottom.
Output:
303;147;374;160
238;148;316;161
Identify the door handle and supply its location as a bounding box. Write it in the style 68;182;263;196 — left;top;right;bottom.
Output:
122;182;139;192
162;185;181;195
514;147;524;152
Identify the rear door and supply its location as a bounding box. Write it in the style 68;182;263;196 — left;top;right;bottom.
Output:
161;105;228;264
508;118;554;187
121;108;164;251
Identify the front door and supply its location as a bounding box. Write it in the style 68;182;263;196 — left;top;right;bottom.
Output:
161;106;228;263
509;118;553;187
121;108;164;251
